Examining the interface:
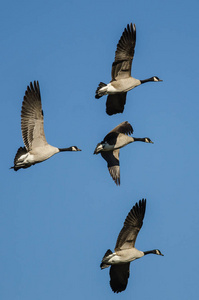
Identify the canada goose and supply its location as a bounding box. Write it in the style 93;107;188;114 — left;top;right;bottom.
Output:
94;121;153;185
11;81;81;171
95;23;162;115
100;199;163;293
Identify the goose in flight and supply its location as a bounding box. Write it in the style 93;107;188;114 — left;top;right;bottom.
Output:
94;121;153;185
100;199;163;293
11;81;81;171
95;23;162;115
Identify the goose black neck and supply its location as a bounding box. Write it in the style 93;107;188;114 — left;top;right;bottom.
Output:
144;250;157;255
133;137;145;142
59;147;73;152
140;77;154;84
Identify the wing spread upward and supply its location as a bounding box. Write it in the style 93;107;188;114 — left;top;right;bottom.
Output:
21;81;47;151
104;121;133;142
106;93;127;116
111;23;136;81
110;263;130;293
101;150;120;185
115;199;146;251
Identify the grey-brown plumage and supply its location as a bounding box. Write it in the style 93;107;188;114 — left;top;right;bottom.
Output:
21;81;47;151
94;121;153;185
115;199;146;251
100;199;163;293
95;23;162;115
11;81;81;171
111;23;136;81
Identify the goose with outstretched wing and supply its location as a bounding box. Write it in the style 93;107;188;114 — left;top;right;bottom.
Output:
11;81;81;171
95;23;162;115
100;199;164;293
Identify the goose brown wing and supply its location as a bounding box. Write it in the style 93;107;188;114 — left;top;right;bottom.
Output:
21;81;47;151
110;263;130;293
101;150;120;185
104;121;133;142
111;23;136;81
115;199;146;251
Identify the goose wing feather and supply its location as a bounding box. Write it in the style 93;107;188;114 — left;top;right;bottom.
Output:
104;121;133;142
115;199;146;251
111;23;136;81
110;263;130;293
106;93;127;116
21;81;47;151
101;150;120;185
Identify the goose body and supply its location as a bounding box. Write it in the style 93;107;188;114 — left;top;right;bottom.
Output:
95;23;162;115
102;248;144;266
101;78;141;94
100;199;163;293
94;121;153;185
11;81;81;171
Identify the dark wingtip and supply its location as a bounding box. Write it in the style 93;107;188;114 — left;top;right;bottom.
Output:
138;198;146;212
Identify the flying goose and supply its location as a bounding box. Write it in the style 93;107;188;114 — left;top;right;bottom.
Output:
100;199;163;293
11;81;81;171
95;23;162;115
94;121;153;185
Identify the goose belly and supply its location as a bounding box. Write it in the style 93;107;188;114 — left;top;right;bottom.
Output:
108;249;144;264
108;78;141;93
29;146;59;163
16;146;58;166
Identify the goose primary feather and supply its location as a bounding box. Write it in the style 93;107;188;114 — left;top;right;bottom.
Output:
94;121;153;185
95;23;162;115
100;199;163;293
11;81;81;171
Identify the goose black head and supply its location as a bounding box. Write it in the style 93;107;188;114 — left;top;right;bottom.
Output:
94;142;104;154
153;76;163;82
71;146;81;151
144;137;154;144
155;249;164;256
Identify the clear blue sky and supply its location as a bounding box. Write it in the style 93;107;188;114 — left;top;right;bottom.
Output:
1;0;199;299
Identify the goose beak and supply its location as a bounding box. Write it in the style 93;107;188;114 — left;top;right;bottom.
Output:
150;141;154;144
77;148;82;151
159;79;163;82
94;148;100;154
94;143;103;154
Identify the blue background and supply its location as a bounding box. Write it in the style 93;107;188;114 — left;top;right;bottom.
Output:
1;0;199;299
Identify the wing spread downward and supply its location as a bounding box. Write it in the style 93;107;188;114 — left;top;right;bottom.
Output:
106;93;127;116
115;199;146;251
21;81;47;151
110;263;130;293
101;150;120;185
111;23;136;81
